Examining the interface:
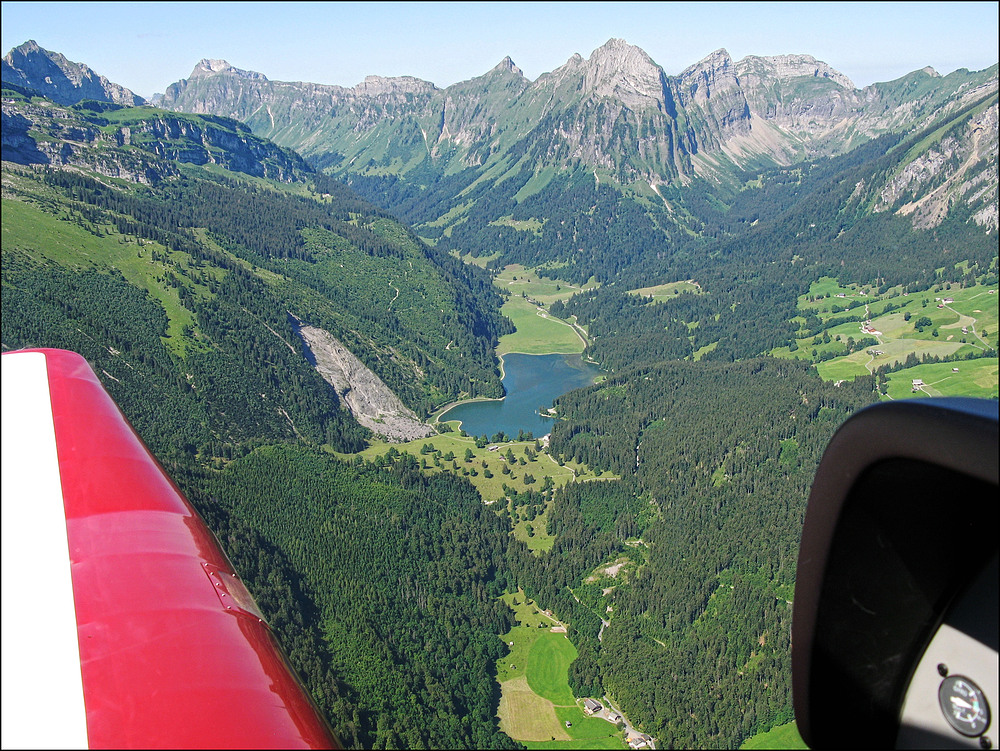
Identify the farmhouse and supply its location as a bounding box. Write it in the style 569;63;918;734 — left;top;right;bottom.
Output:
627;730;655;749
583;698;604;715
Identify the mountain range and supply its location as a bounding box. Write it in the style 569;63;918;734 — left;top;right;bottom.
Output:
5;38;997;269
2;37;997;751
153;38;998;248
1;39;146;106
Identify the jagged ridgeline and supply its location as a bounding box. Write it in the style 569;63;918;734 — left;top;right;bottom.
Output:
161;40;998;284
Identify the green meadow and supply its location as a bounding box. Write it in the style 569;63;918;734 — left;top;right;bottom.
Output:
498;293;587;355
496;593;626;750
2;194;217;357
739;721;807;749
346;430;604;500
628;279;703;303
493;265;598;356
883;357;998;400
339;429;612;554
772;276;998;398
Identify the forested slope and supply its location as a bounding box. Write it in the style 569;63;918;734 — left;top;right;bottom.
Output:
542;360;879;747
184;446;521;749
2;88;522;749
2;89;511;418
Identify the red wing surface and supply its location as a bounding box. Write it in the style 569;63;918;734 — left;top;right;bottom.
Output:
1;349;338;749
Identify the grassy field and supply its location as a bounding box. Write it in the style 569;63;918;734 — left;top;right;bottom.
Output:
739;722;806;749
512;504;556;553
526;632;578;705
883;357;999;399
628;279;703;303
1;194;215;357
496;593;626;750
772;276;998;397
344;430;606;502
493;265;598;356
338;431;613;554
495;264;599;306
498;293;586;355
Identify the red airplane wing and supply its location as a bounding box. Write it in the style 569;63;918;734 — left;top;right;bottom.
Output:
1;349;338;749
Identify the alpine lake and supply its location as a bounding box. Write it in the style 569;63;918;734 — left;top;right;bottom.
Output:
438;352;603;439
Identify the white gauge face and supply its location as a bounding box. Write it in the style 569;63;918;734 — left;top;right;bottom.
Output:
939;675;991;737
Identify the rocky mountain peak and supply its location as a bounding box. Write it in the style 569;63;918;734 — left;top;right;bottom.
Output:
2;39;145;106
354;74;437;96
735;53;855;90
189;58;267;81
675;48;739;105
12;39;43;55
581;37;667;108
547;52;586;79
587;38;660;77
679;49;735;77
491;56;525;78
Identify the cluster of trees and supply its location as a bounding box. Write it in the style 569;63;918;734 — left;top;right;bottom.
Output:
187;445;522;750
1;256;218;453
533;359;879;746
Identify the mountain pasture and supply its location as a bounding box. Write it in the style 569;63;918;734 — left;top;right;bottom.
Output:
628;280;703;303
883;357;999;399
774;277;998;396
497;593;625;749
493;265;597;356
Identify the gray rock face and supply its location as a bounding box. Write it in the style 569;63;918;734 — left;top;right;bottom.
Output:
582;38;668;111
1;97;175;181
674;49;751;144
735;54;855;91
161;37;881;184
493;57;525;78
113;115;308;181
2;40;146;106
296;324;434;443
146;38;1000;229
873;101;999;231
354;74;438;97
189;59;268;81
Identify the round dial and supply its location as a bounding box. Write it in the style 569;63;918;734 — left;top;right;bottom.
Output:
938;675;991;737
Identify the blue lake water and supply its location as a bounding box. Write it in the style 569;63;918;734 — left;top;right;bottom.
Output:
439;352;602;438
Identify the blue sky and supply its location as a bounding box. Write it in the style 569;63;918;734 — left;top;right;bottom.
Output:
2;1;997;98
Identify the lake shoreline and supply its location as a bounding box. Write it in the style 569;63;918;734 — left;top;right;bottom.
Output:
433;352;603;437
